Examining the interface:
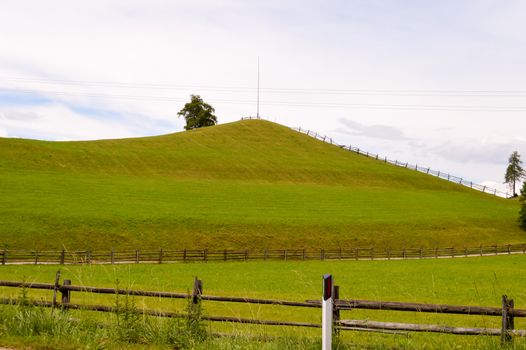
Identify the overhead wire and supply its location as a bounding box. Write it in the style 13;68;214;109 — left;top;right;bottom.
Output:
2;76;526;96
2;87;526;112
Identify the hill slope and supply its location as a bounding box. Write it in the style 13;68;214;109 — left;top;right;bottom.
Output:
0;120;523;250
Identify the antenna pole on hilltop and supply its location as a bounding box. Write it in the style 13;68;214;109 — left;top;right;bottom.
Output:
257;56;260;119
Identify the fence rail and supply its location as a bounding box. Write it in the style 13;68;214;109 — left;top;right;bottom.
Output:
0;273;524;344
1;243;525;265
240;117;510;198
292;126;510;198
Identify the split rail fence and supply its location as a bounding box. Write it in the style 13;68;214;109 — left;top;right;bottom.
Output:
0;273;524;345
2;243;526;265
240;117;510;198
293;126;510;198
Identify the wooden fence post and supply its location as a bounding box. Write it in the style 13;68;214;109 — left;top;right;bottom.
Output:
419;248;423;259
51;270;61;313
87;250;92;264
158;248;163;264
1;249;5;265
435;247;438;259
61;279;71;309
303;249;306;261
480;245;483;256
34;250;39;265
501;295;514;344
321;249;325;261
204;249;208;263
507;245;511;254
60;249;65;265
403;248;406;259
192;277;203;305
244;249;248;262
223;249;227;261
387;248;391;260
110;249;115;264
183;248;187;262
333;285;340;335
135;250;140;264
523;244;525;254
284;250;288;261
264;249;268;261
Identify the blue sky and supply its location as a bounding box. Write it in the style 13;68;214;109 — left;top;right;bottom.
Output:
1;0;526;189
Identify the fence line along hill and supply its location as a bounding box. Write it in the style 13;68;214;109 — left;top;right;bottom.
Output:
0;119;523;251
242;117;509;198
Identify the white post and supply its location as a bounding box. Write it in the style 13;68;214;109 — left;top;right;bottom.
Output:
322;274;333;350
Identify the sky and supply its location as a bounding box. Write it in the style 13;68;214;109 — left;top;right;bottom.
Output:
1;0;526;191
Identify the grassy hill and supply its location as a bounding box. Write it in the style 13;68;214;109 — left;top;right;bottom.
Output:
0;119;523;250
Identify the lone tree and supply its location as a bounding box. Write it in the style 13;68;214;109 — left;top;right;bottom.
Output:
178;95;217;130
504;151;525;197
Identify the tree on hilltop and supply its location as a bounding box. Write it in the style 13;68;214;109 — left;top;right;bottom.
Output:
178;95;217;130
504;151;525;197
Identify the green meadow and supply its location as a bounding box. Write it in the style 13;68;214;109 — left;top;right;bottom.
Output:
1;255;526;349
0;120;523;250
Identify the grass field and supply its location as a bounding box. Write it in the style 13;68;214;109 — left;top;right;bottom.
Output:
0;120;523;250
1;255;526;348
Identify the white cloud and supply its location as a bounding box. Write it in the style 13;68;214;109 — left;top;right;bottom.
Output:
0;104;139;141
337;118;409;141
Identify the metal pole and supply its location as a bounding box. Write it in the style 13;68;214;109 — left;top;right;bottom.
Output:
322;274;333;350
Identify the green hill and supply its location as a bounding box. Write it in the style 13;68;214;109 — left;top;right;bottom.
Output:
0;119;523;250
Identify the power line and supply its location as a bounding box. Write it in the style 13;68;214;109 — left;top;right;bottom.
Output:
3;76;526;97
2;87;526;112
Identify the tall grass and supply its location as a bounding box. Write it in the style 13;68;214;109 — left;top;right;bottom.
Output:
0;284;211;350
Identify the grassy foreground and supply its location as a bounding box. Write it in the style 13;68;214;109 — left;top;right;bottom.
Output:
0;120;523;250
1;255;526;349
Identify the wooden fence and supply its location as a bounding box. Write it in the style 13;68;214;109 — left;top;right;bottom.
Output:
292;126;510;198
1;243;526;265
240;117;511;198
0;272;524;344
